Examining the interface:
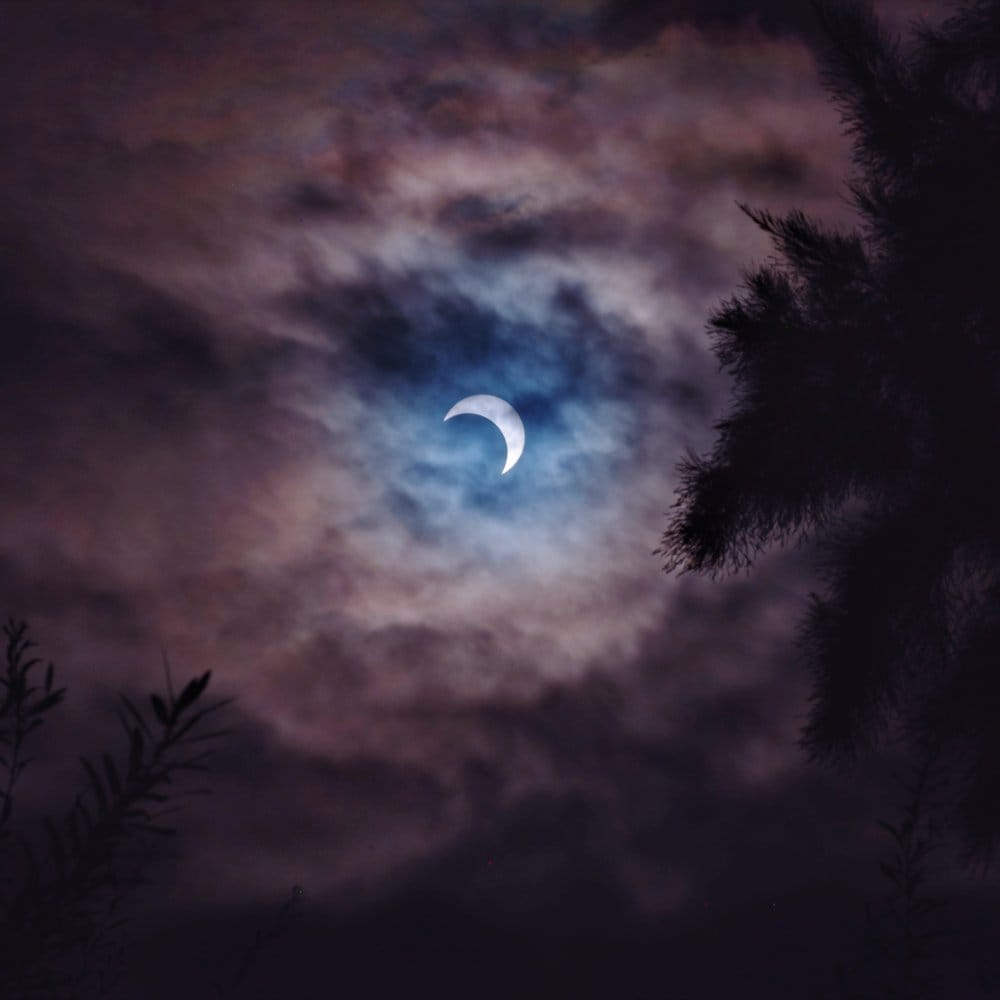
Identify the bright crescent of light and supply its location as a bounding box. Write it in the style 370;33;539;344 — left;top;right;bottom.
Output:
444;394;525;475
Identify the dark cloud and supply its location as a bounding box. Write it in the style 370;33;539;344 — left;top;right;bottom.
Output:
284;268;663;406
0;246;227;400
382;71;522;138
668;143;815;193
281;180;370;220
435;194;517;228
592;0;825;52
416;3;587;71
0;550;146;646
437;196;629;258
391;75;483;116
110;704;1000;1000
113;881;1000;1000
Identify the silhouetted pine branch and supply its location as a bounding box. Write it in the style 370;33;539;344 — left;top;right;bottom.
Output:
827;740;951;1000
878;745;949;999
659;0;1000;862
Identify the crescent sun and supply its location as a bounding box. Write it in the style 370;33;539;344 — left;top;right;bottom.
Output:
444;394;525;475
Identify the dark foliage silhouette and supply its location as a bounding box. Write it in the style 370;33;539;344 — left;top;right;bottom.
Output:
0;620;232;999
828;740;952;999
658;0;1000;863
212;884;306;999
0;622;66;850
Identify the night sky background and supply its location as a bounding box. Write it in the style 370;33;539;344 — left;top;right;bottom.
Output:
2;1;999;996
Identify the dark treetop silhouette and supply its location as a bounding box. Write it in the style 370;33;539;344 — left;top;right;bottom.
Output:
659;0;1000;864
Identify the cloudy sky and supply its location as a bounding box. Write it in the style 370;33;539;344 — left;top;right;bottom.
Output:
2;1;996;996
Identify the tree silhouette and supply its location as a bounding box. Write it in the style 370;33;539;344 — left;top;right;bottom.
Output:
0;622;306;999
659;0;1000;863
0;620;232;998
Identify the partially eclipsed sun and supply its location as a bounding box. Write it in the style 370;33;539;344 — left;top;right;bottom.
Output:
444;395;525;475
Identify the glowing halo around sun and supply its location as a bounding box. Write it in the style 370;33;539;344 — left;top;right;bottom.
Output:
444;395;525;475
